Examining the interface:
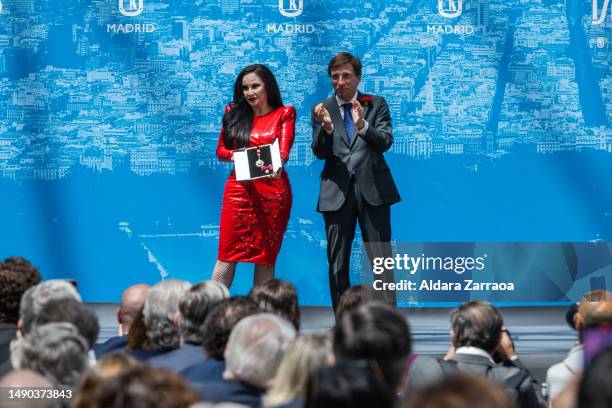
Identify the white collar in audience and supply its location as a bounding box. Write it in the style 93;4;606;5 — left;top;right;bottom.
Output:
455;347;495;364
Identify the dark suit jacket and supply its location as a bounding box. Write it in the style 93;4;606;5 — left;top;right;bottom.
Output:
148;342;206;372
406;354;544;408
0;322;17;367
311;93;401;212
93;335;127;359
193;379;264;408
179;357;226;384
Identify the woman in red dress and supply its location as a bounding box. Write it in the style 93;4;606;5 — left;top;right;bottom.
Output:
212;64;295;288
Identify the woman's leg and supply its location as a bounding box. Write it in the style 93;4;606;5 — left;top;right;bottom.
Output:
212;260;237;288
254;264;275;285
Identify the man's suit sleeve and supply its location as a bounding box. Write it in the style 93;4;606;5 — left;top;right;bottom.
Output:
311;108;332;159
360;97;393;153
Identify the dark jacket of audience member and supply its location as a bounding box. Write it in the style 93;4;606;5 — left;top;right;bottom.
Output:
577;347;612;408
248;279;301;330
334;302;412;391
406;301;544;408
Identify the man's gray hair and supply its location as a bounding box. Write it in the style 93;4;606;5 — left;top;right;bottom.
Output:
19;280;81;333
179;281;230;344
143;279;191;350
225;313;296;388
13;322;89;387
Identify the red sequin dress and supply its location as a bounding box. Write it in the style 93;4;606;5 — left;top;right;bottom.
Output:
216;106;296;265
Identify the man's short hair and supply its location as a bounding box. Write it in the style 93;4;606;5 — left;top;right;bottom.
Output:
33;297;100;349
142;279;191;350
327;52;362;77
0;257;42;323
19;280;81;334
450;301;503;354
200;297;260;360
178;281;229;344
248;279;300;330
333;303;412;390
224;313;296;388
13;322;90;387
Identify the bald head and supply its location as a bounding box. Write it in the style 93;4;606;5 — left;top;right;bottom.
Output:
577;290;612;329
118;284;150;334
0;370;55;408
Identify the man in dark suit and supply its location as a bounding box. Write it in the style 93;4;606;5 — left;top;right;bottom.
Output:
94;283;149;358
311;52;400;311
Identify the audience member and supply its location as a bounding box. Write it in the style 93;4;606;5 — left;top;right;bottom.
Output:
405;372;515;408
264;332;333;408
546;290;612;401
81;365;201;408
74;353;141;408
195;313;296;408
0;369;56;408
334;285;368;322
577;347;612;408
0;279;81;377
134;279;191;360
180;297;260;384
248;279;301;330
406;301;544;408
94;283;150;358
12;322;89;388
334;302;412;391
305;362;396;408
0;257;41;366
149;281;229;371
18;280;81;336
32;298;100;350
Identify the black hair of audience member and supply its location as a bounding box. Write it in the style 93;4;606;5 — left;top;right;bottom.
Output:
32;297;100;350
83;365;201;408
0;256;42;323
178;281;228;344
405;372;516;408
334;303;412;390
126;308;153;351
335;285;368;322
450;301;503;354
305;362;396;408
248;279;301;330
577;347;612;408
200;297;260;359
565;303;578;331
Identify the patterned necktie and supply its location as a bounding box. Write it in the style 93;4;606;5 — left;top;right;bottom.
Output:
342;103;354;143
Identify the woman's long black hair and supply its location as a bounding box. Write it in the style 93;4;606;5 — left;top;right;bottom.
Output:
222;64;284;149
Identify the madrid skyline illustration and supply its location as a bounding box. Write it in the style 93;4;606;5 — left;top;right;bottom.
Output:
0;0;610;304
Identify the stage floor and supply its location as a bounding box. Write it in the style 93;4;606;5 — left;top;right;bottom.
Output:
90;304;575;383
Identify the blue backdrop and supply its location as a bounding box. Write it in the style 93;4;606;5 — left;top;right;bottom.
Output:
0;0;610;304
